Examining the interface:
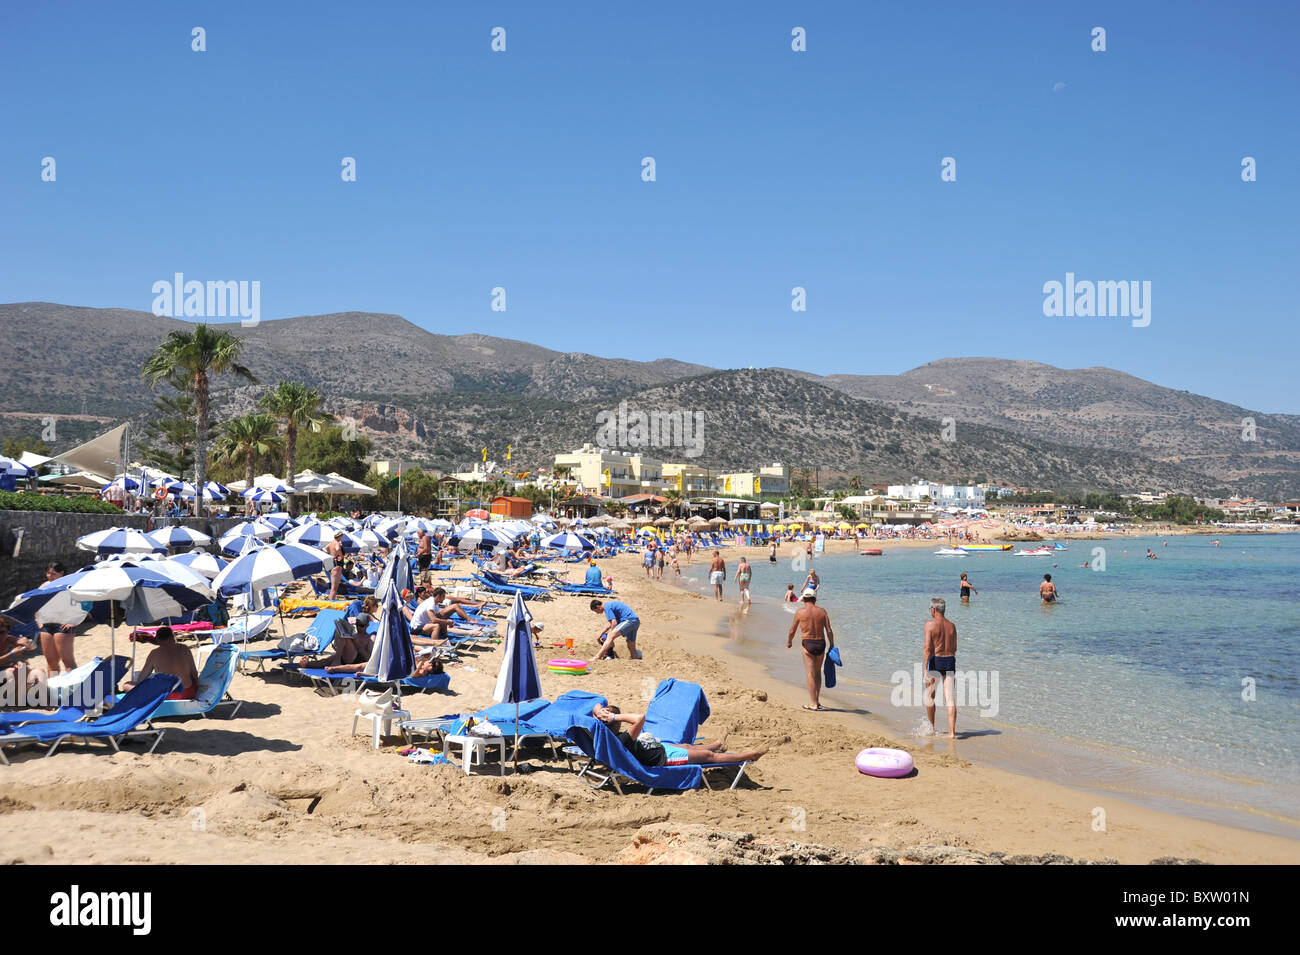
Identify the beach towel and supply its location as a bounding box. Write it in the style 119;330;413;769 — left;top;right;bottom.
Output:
641;678;710;744
824;646;843;689
565;717;704;790
518;690;608;738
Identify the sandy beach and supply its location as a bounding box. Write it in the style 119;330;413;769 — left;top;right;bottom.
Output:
2;538;1296;866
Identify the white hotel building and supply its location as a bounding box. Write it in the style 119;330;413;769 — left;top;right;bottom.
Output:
886;481;986;509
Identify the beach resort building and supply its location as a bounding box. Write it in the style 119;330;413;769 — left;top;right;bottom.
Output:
887;480;985;508
553;444;663;499
661;463;719;495
716;463;790;497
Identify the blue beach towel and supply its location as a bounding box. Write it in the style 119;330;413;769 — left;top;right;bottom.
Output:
565;718;704;790
641;678;710;744
824;646;843;689
520;690;608;737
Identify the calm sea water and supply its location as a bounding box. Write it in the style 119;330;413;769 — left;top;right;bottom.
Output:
682;534;1300;839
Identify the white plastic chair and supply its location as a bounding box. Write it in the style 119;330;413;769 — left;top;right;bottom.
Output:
350;688;410;749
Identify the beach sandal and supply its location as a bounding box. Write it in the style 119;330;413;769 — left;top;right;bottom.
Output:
802;704;822;711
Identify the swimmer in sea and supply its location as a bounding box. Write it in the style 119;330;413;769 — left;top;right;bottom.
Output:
958;572;977;603
1039;573;1059;604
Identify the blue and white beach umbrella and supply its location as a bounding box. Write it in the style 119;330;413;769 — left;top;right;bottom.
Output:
493;590;543;772
172;549;229;580
8;561;215;661
220;533;270;557
242;487;287;505
211;540;334;598
76;526;168;555
542;531;595;552
286;522;361;553
102;475;144;493
452;525;505;552
362;581;415;687
147;525;212;549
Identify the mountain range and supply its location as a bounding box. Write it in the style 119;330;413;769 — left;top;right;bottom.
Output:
2;302;1296;498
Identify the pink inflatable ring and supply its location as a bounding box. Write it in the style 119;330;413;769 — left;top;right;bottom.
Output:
855;747;913;778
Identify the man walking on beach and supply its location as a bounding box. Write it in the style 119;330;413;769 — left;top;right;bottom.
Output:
787;588;834;710
1039;574;1059;604
923;597;958;738
709;550;726;602
736;555;752;609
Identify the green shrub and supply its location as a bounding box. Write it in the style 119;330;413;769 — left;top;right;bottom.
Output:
0;491;123;514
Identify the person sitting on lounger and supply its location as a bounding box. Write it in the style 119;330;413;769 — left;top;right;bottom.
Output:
591;703;767;766
123;625;199;700
407;590;472;646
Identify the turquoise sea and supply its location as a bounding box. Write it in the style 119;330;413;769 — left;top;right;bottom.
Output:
681;534;1300;840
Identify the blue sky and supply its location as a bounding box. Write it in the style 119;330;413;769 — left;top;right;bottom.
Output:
2;1;1296;411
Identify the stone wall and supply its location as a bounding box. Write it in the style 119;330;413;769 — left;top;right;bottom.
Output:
0;510;246;604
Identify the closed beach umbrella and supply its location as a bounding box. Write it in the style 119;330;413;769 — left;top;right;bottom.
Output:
362;583;415;687
147;525;212;549
76;526;167;555
492;590;543;772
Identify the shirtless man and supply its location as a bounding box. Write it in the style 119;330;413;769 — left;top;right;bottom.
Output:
958;572;977;603
708;550;727;602
415;529;432;573
923;598;958;738
786;588;834;710
325;531;345;598
736;556;752;609
123;626;199;700
1039;573;1059;604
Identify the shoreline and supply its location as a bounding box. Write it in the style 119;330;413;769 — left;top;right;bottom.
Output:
0;542;1296;865
631;545;1299;863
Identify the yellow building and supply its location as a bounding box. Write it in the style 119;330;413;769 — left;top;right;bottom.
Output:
554;444;663;498
661;463;719;495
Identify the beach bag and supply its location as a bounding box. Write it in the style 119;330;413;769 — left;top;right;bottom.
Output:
355;687;394;716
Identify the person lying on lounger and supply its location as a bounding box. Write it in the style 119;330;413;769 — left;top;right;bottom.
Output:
591;703;767;766
297;626;374;670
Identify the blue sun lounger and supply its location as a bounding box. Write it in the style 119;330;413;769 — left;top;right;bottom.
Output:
288;667;451;696
0;674;179;764
1;655;131;724
243;608;344;671
561;680;750;793
151;644;243;719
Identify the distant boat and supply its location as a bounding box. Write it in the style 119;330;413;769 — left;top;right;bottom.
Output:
1015;546;1055;556
934;547;967;556
958;543;1013;552
1053;542;1069;551
860;548;883;556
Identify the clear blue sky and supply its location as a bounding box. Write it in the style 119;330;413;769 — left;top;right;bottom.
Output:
2;1;1296;411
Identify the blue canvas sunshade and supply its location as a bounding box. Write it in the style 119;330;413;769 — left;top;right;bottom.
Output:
641;678;710;745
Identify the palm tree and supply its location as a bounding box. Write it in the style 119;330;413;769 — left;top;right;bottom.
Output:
141;324;256;516
261;381;328;514
214;414;283;494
